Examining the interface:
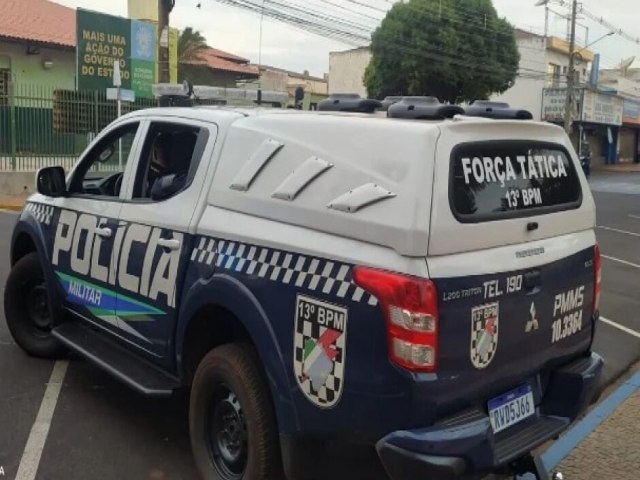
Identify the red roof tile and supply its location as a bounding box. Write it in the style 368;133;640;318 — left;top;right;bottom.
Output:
183;48;259;77
0;0;75;48
204;47;250;64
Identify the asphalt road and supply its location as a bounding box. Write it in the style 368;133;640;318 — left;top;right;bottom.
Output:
1;172;640;480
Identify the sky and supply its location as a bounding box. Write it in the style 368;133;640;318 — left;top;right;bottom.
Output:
52;0;640;77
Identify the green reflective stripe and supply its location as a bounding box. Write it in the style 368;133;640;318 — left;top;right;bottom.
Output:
116;310;163;317
55;270;165;315
87;307;113;317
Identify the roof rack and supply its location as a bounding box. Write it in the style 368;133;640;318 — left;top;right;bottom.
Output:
317;94;383;113
379;96;404;111
152;81;289;108
463;101;533;120
387;96;464;120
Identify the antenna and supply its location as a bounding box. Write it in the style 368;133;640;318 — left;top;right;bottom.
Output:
257;0;265;105
619;56;635;72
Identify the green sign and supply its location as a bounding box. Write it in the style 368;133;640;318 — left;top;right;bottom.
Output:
77;9;158;97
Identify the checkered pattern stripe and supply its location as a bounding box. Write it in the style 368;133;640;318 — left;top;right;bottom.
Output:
24;202;54;226
191;236;378;306
190;237;218;265
470;303;499;369
294;315;345;407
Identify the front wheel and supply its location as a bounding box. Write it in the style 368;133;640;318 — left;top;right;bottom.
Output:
189;343;282;480
4;252;66;358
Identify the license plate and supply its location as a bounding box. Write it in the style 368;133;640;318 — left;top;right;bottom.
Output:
488;384;535;434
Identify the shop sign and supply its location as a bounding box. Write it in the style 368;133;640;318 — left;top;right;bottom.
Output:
76;8;177;98
581;90;623;126
623;100;640;125
542;88;567;121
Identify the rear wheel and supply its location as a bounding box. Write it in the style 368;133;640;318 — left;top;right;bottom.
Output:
4;252;65;358
189;343;282;480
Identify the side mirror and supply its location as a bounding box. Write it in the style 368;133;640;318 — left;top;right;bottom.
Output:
36;166;67;197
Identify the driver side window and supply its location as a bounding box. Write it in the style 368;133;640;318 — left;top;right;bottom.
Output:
68;123;139;198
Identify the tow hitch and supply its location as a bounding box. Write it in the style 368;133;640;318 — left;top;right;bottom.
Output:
508;453;564;480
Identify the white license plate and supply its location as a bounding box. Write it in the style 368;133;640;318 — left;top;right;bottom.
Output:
488;384;535;434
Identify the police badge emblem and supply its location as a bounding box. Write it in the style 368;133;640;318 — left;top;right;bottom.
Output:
293;295;348;408
470;302;499;369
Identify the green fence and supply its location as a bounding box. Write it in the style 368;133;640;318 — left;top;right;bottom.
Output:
0;81;157;171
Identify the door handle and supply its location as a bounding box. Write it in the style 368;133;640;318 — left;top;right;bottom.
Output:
158;238;181;251
95;227;112;238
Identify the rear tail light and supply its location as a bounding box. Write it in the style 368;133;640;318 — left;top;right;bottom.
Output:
352;267;438;372
593;243;601;314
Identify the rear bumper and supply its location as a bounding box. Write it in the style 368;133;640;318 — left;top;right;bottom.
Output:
376;352;603;480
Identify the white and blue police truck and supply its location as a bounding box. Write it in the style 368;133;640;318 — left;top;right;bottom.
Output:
4;95;603;480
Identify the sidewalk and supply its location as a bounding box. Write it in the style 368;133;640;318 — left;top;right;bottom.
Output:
593;162;640;173
542;365;640;479
0;194;28;211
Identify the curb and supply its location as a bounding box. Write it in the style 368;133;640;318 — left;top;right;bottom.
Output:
541;366;640;471
0;204;24;212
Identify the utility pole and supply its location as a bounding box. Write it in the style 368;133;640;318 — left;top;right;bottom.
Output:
563;0;578;134
158;0;174;83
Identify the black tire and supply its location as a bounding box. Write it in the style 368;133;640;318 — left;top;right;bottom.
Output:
190;343;282;480
4;252;66;358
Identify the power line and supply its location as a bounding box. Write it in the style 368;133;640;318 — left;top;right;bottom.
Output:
210;0;556;83
544;0;640;46
315;0;381;22
342;0;387;14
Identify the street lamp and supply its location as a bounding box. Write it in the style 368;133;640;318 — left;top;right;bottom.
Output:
574;31;614;57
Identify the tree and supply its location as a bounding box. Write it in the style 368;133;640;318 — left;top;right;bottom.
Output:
178;27;209;63
364;0;520;104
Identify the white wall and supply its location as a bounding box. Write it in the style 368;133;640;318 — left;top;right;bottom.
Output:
491;34;546;119
328;48;371;97
492;77;545;120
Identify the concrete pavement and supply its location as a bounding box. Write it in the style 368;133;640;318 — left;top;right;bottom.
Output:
543;364;640;480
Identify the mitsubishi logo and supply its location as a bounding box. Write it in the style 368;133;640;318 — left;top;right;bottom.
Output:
526;302;539;333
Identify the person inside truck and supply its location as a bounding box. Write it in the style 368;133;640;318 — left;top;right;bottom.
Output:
147;133;173;190
146;130;197;200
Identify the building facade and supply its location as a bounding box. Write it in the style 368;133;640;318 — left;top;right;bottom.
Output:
598;67;640;163
180;48;259;88
0;0;76;90
492;30;592;120
328;47;371;97
243;66;328;110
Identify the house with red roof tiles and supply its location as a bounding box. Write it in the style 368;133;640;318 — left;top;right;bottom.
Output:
179;47;259;87
0;0;77;94
0;0;259;98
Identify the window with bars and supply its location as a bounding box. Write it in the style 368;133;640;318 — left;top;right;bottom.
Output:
0;69;9;106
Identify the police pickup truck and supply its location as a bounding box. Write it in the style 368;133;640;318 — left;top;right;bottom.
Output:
5;96;603;480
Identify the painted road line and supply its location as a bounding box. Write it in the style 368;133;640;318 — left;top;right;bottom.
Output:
629;214;640;220
597;225;640;237
15;361;69;480
542;370;640;470
602;254;640;270
600;317;640;340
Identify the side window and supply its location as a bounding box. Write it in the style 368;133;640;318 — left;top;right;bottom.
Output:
68;123;139;197
132;122;207;201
